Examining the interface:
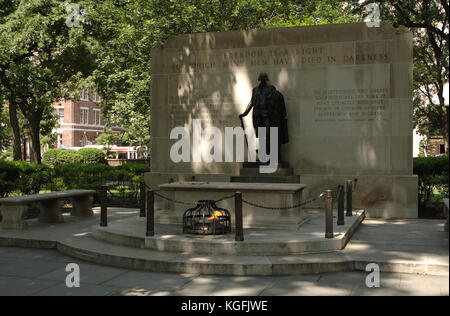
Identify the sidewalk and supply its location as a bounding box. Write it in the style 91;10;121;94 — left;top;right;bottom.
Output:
0;246;448;296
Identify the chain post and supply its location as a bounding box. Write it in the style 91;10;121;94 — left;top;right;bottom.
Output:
337;185;345;225
346;180;353;217
325;189;334;239
235;192;244;242
140;181;146;217
146;189;155;237
100;185;108;227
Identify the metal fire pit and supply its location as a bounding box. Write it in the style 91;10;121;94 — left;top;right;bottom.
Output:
183;200;231;235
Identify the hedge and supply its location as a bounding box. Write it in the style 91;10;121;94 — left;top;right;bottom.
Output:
0;160;150;201
42;148;106;166
78;148;107;164
413;156;449;205
0;160;52;198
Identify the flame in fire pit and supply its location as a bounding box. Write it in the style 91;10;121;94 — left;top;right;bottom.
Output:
207;211;224;220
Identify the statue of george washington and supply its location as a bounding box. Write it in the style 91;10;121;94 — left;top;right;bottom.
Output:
239;73;289;161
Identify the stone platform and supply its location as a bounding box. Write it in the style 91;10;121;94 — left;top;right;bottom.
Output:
92;210;365;255
157;182;307;229
0;207;448;277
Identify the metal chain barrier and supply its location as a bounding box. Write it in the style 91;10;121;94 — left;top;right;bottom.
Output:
145;182;350;211
140;181;356;242
241;191;327;210
153;191;197;206
214;194;237;203
146;182;236;205
153;191;237;206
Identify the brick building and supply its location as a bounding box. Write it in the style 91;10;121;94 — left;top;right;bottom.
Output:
53;89;120;148
426;136;446;156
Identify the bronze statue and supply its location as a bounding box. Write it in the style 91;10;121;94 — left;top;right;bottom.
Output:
239;73;288;161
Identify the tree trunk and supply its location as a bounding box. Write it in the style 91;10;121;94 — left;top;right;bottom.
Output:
29;115;42;164
8;97;22;161
444;105;449;156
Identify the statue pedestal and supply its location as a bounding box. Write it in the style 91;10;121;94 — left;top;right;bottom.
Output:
231;161;300;184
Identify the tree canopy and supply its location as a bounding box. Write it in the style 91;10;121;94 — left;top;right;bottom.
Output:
77;0;356;147
356;0;449;154
0;0;94;163
0;0;447;161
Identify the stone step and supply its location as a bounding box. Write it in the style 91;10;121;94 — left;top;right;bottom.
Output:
56;233;449;276
91;211;365;256
230;175;300;183
57;235;351;276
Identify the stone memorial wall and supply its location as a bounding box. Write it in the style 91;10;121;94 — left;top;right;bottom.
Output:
146;22;418;218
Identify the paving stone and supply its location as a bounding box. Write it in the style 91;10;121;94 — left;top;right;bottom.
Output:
261;274;353;296
103;270;195;293
0;275;58;296
175;276;273;296
38;262;129;285
0;257;66;279
31;283;122;296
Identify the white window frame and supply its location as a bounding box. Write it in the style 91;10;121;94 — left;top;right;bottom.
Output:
80;107;89;125
93;92;101;103
57;108;64;124
80;88;90;101
93;109;101;126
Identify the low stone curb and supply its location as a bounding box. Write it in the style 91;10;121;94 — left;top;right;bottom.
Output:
54;236;449;276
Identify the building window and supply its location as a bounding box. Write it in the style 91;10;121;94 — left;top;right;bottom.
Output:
93;92;101;103
81;134;88;147
80;88;90;101
80;108;89;125
57;134;63;148
93;109;101;126
440;144;445;154
57;109;64;124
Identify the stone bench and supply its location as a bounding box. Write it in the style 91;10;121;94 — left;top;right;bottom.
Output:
156;182;308;229
0;190;96;230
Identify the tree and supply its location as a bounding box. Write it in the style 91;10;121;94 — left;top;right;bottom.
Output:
94;126;119;148
0;0;22;160
0;105;11;151
356;0;449;155
0;0;94;163
78;0;355;148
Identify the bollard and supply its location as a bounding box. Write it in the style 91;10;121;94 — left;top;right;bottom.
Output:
100;185;108;227
337;185;345;226
325;189;334;238
235;191;244;242
346;180;353;217
146;189;155;237
140;181;146;217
